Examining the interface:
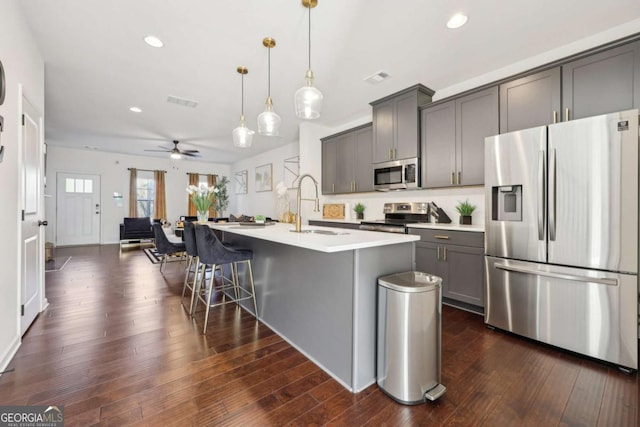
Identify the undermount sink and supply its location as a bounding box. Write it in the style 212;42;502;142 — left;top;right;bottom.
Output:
290;229;349;235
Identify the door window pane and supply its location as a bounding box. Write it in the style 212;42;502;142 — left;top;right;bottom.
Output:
65;178;74;193
75;179;84;193
84;179;93;193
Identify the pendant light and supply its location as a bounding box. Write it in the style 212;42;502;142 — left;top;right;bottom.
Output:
294;0;323;120
257;37;281;136
232;66;255;148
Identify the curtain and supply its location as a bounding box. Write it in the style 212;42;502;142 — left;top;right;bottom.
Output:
154;170;167;220
128;168;137;217
187;173;199;215
207;174;217;217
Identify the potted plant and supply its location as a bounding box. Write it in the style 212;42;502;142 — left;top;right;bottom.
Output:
455;199;476;225
354;203;365;220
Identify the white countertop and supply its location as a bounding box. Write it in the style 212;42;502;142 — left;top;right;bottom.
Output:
407;222;484;233
208;222;419;253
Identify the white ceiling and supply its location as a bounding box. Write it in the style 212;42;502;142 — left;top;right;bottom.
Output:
18;0;640;164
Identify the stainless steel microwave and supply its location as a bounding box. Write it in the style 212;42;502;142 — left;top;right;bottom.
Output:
373;158;419;190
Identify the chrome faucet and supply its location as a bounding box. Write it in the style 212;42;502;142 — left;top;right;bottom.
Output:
294;174;320;232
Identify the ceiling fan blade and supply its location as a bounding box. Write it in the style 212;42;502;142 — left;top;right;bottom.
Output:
182;150;200;154
182;152;200;157
144;149;170;152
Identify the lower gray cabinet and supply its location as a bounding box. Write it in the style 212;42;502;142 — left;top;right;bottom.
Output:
412;229;485;309
308;220;362;230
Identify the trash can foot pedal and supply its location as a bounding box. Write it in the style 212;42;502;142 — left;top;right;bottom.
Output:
425;384;446;401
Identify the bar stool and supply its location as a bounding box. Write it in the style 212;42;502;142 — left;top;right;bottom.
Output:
193;224;258;334
152;223;186;273
180;221;204;314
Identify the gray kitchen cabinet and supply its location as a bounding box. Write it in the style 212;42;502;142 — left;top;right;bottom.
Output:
563;40;640;121
499;40;640;132
499;67;561;133
321;123;373;195
421;86;498;188
322;137;337;194
308;220;362;230
371;84;434;163
412;229;484;310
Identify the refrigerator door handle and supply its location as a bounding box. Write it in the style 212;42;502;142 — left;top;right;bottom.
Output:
495;263;618;286
538;150;545;240
549;148;557;241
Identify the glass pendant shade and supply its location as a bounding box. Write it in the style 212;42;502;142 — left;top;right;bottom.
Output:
232;115;255;148
257;97;281;136
295;70;323;119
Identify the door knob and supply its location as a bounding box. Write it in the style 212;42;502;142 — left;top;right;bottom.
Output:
38;220;48;226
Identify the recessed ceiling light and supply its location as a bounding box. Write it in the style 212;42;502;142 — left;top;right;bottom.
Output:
447;13;468;29
364;70;390;84
129;107;142;113
144;35;164;48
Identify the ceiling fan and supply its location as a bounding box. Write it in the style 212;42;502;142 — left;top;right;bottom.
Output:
144;140;200;159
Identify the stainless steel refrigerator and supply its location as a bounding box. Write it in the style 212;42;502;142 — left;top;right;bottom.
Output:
484;109;638;370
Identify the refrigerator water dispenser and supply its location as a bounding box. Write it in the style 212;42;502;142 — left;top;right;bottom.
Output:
492;185;522;221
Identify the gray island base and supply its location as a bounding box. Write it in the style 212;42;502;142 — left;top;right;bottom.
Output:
210;223;418;392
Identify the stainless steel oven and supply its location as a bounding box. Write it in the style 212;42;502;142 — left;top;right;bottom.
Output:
373;158;419;190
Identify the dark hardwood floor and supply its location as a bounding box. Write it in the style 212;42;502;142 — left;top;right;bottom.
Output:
0;244;638;426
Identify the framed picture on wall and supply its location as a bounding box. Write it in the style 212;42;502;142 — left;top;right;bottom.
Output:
235;170;248;194
255;163;272;192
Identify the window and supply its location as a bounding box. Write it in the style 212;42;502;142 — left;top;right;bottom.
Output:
136;170;155;217
65;178;93;193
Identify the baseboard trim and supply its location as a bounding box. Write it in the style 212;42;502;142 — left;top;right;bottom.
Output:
0;334;21;377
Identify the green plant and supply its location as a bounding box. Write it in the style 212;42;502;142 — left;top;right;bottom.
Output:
455;199;476;216
255;214;266;222
354;203;365;214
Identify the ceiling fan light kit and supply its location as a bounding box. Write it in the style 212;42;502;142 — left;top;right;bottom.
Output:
294;0;323;120
257;37;281;136
233;66;255;148
145;140;200;159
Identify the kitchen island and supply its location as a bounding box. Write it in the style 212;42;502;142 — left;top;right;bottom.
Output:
208;222;419;392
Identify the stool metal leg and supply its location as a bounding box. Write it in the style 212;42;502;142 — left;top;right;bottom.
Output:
203;263;218;334
180;255;193;306
246;260;258;317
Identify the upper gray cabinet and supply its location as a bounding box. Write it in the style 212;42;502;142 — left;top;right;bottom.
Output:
499;67;561;133
370;84;434;163
500;40;640;133
421;86;498;188
322;123;373;195
563;41;640;121
321;137;337;194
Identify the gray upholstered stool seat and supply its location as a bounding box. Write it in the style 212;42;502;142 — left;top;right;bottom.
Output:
193;224;258;334
152;223;186;273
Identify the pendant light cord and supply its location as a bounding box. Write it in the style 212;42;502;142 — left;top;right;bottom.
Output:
308;6;312;70
268;47;271;98
241;73;244;116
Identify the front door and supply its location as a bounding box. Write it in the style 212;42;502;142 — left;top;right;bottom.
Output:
56;173;101;246
20;96;45;335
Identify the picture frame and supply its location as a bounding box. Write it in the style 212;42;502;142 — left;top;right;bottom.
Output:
235;170;248;194
255;163;273;192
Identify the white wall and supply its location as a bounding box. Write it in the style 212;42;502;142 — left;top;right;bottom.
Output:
45;146;231;244
230;142;299;219
0;0;45;372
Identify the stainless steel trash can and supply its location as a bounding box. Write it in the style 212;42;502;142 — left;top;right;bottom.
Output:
377;271;446;404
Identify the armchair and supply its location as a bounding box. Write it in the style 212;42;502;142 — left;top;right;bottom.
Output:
119;217;158;247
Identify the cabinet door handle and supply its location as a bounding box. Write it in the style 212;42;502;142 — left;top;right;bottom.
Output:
565;108;570;121
457;171;461;185
434;235;450;240
553;110;558;124
443;247;447;261
450;172;454;185
353;181;357;192
388;148;392;160
332;183;335;193
437;246;440;260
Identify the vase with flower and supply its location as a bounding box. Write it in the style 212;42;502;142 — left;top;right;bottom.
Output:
186;184;215;222
275;181;291;223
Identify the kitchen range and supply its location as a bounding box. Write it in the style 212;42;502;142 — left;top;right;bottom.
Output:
359;202;430;233
484;109;639;371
